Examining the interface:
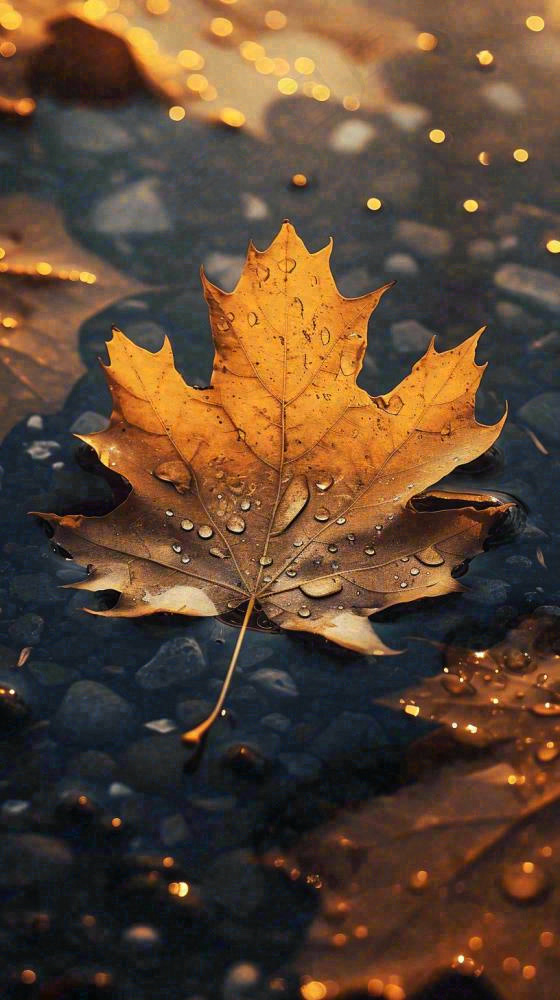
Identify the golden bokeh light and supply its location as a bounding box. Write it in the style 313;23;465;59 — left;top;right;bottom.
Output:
503;957;521;974
429;128;446;143
187;73;208;93
540;931;555;947
178;49;204;70
168;880;189;896
311;84;330;101
478;150;490;165
367;980;384;997
278;77;298;94
220;106;246;127
469;936;483;951
0;9;22;29
20;970;37;985
513;147;529;162
291;173;308;187
273;57;290;75
546;238;560;253
463;198;479;212
300;982;327;1000
522;966;537;980
210;16;234;37
0;40;16;56
343;95;360;111
168;105;186;120
146;0;170;13
2;316;18;328
265;9;288;29
239;41;265;61
36;261;53;276
476;49;494;66
294;56;315;74
255;56;275;74
526;14;545;30
417;32;438;50
201;85;218;101
366;197;383;211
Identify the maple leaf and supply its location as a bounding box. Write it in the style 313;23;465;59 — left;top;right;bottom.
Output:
283;613;560;1000
0;194;141;441
1;0;416;132
37;222;511;743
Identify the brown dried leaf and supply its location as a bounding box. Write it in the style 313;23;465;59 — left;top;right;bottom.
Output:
0;194;141;440
38;222;510;668
381;611;560;749
286;727;560;1000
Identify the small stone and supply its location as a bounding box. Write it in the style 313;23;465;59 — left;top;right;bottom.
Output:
203;252;245;291
91;178;171;234
26;660;79;686
328;118;376;153
518;393;560;442
53;108;132;152
391;319;435;354
121;734;186;793
495;264;560;313
482;81;526;113
314;711;381;761
54;681;136;747
26;414;43;430
240;192;269;220
70;411;110;435
67;750;116;781
8;613;44;646
260;712;291;732
144;717;177;734
26;440;60;460
467;238;496;261
11;573;62;606
109;781;134;797
250;668;299;698
204;849;266;917
160;812;190;845
124;321;166;351
395;220;452;258
279;752;322;781
463;578;510;605
0;834;73;888
388;102;430;131
495;300;532;330
337;267;372;297
135;636;206;689
384;252;419;276
176;698;213;729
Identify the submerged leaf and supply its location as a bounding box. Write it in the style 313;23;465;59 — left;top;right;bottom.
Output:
0;194;141;441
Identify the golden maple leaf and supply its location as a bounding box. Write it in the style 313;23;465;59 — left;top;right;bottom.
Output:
0;194;141;441
37;222;511;743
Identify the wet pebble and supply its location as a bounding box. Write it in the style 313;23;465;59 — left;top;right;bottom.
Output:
11;572;63;605
26;659;79;686
54;680;136;747
26;414;44;430
328;118;376;153
135;636;206;689
51;107;133;152
395;219;452;258
384;252;419;276
518;393;560;442
495;264;560;313
0;833;73;887
8;612;44;645
388;102;430;131
176;697;213;729
91;177;171;234
463;578;510;605
240;192;269;220
67;750;117;781
260;712;291;732
70;411;110;435
120;733;186;793
467;238;496;261
313;711;382;761
482;81;526;113
250;668;299;698
391;319;435;354
160;812;190;845
204;849;266;917
279;752;322;782
203;251;245;291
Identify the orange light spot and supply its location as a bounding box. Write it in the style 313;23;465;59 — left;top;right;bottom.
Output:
146;0;170;12
311;84;330;101
476;49;494;65
478;151;490;165
111;817;122;828
20;970;36;985
522;965;536;980
210;16;234;36
278;77;298;94
429;128;445;143
526;15;545;30
463;199;479;212
417;32;438;50
178;49;204;70
187;73;208;93
0;40;16;56
239;40;265;61
36;261;53;276
301;982;327;1000
513;148;529;162
291;173;308;187
169;105;186;121
546;239;560;254
366;197;383;211
265;9;287;29
343;95;360;111
219;107;245;127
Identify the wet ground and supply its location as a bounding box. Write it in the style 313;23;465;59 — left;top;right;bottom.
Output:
1;1;560;998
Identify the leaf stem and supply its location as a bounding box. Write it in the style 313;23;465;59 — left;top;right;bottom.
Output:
181;595;256;745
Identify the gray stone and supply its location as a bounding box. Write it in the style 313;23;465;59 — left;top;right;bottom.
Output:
121;734;186;792
328;118;376;153
313;711;381;761
176;698;213;729
67;750;116;781
387;102;430;131
518;393;560;441
55;108;132;153
144;717;177;734
8;613;44;646
279;752;322;781
384;252;419;276
250;667;298;698
11;573;62;606
160;812;190;845
124;321;166;351
337;267;372;297
240;192;269;220
260;712;291;732
204;849;266;916
136;636;206;689
26;414;44;430
26;440;60;460
482;81;525;114
463;578;510;605
70;411;109;435
391;319;435;354
54;681;136;747
467;238;496;261
203;252;245;291
395;220;452;258
26;660;79;686
494;265;560;313
91;178;171;234
0;834;73;887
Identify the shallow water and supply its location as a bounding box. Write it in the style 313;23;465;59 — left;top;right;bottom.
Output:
1;1;559;997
